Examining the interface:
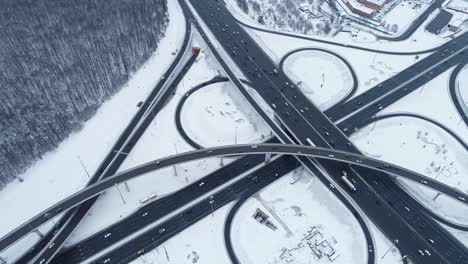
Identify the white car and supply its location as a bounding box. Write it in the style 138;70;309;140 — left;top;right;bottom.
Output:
104;233;111;238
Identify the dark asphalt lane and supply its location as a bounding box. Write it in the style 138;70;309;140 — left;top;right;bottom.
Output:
90;155;297;264
278;47;358;107
327;50;468;124
449;63;468;128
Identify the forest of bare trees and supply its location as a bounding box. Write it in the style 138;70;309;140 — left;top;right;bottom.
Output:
0;0;169;188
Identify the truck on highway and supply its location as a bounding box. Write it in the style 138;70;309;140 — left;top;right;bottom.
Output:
341;172;356;191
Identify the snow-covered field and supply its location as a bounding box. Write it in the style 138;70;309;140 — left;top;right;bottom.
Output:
231;169;366;264
378;0;432;35
181;81;271;147
282;49;354;110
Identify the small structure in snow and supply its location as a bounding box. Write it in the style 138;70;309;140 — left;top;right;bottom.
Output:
426;10;454;35
192;46;201;57
305;227;338;261
252;208;278;230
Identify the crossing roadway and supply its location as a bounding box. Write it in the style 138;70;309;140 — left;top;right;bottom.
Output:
184;0;468;263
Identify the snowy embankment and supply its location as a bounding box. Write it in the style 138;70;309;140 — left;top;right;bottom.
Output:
282;50;354;110
180;82;271;147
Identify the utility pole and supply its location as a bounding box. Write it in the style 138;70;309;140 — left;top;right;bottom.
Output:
77;156;90;178
173;143;178;176
113;150;131;192
419;84;426;94
116;185;126;205
381;244;394;259
371;53;378;64
164;246;170;262
33;229;44;238
234;126;238;144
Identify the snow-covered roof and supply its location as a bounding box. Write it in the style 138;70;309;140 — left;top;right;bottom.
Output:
346;0;375;15
366;0;386;5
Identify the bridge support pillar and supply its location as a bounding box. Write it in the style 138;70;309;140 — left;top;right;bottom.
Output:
33;229;44;238
265;153;271;163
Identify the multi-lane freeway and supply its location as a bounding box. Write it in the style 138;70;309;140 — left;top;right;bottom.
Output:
2;0;467;263
186;0;468;263
2;143;468;251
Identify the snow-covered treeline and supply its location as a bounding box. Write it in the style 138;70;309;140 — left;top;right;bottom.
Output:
233;0;342;36
0;0;169;188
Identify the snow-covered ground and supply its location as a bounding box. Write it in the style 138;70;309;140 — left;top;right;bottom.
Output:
231;169;367;264
282;49;354;110
378;0;433;35
181;81;271;147
0;0;185;241
227;0;342;36
230;169;405;264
